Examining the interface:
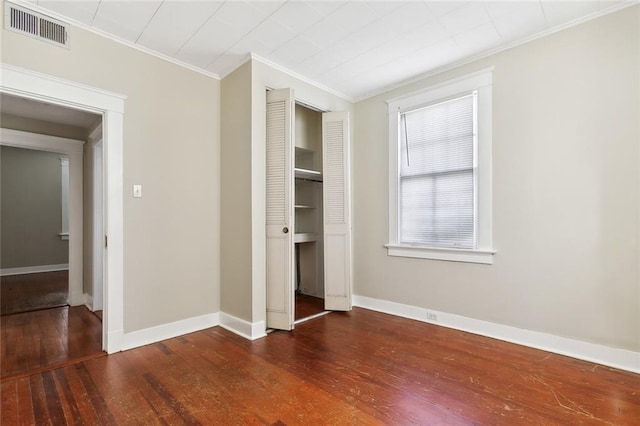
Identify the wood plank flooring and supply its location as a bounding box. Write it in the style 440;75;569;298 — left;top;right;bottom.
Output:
1;306;104;381
294;293;325;320
1;271;68;315
2;307;638;425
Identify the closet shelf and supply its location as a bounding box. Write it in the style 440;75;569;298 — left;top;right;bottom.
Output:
294;233;318;243
295;204;315;209
294;146;314;153
294;167;322;182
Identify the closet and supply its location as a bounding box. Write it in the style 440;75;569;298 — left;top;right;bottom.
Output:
293;104;324;301
265;88;352;331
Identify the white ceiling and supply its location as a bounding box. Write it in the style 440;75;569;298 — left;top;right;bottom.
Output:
21;0;635;100
0;93;101;129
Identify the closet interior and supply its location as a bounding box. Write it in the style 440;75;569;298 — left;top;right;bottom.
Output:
293;103;325;321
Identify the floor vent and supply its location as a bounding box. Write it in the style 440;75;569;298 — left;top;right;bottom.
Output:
4;2;69;48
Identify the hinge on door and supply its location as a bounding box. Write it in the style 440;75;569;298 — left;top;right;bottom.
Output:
105;235;108;248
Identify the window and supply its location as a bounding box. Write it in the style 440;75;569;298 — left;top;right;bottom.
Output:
386;69;495;264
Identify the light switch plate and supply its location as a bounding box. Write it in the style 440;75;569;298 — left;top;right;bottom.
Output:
133;184;142;198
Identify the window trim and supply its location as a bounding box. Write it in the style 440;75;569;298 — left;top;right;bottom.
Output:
386;68;495;264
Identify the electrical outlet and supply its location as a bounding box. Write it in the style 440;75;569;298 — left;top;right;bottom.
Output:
426;312;438;321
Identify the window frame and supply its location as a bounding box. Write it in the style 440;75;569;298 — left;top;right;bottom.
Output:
386;68;495;264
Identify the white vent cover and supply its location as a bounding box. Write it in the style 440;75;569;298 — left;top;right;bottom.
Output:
4;2;69;48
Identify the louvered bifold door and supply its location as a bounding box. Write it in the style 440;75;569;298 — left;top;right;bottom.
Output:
266;89;295;330
322;111;352;311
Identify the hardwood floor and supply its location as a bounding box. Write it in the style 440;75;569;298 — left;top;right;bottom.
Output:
294;292;325;320
2;307;638;425
1;306;104;381
0;271;68;315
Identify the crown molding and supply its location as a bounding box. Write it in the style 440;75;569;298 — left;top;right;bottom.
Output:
6;0;220;81
7;0;637;104
246;53;354;103
354;0;639;102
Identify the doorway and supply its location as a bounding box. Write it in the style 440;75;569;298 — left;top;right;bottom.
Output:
265;88;352;331
2;63;126;354
0;144;71;315
0;119;104;380
293;102;326;323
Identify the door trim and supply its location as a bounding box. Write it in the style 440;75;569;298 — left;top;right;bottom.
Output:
1;63;126;353
90;125;104;312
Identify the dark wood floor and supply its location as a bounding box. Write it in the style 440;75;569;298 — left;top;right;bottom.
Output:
1;305;104;381
295;292;325;320
2;307;638;425
1;271;68;315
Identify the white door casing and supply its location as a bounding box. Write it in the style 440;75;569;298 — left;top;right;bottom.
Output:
322;111;352;311
265;88;295;330
92;134;104;311
0;63;126;353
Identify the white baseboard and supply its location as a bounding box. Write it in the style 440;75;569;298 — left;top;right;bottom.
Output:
353;295;640;374
68;289;84;307
0;263;69;276
119;312;220;352
219;312;267;340
106;329;124;354
83;293;94;311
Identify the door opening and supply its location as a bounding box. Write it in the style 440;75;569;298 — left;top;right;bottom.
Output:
293;102;326;323
2;63;126;353
0;144;70;315
265;87;352;331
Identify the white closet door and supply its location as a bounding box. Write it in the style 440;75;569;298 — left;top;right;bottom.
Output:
266;89;295;330
322;111;352;311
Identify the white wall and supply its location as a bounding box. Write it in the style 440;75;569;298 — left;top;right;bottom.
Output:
1;0;221;332
353;6;640;351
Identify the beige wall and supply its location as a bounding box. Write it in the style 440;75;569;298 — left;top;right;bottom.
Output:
220;61;253;320
353;6;640;351
1;2;221;332
0;146;68;268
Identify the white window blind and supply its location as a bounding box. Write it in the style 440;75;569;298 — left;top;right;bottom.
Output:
399;92;477;248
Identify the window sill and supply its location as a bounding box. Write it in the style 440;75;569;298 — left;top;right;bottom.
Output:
385;244;495;264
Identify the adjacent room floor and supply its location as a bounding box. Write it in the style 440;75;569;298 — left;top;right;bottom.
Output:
2;307;638;424
1;271;68;315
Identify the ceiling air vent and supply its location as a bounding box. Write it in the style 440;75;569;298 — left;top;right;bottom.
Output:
4;2;69;48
